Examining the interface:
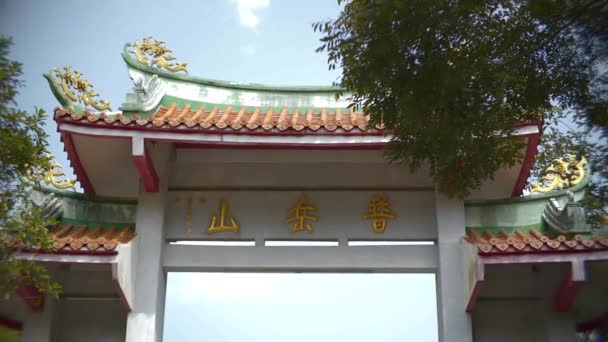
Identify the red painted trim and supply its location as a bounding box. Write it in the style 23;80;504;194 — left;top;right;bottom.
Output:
60;125;388;151
57;115;540;137
513;120;543;129
15;285;44;312
16;249;118;256
0;316;23;331
554;266;584;312
49;249;118;256
132;142;159;192
511;120;544;197
61;129;131;140
61;131;95;195
175;141;387;150
478;247;608;257
56;117;385;137
465;280;483;313
577;312;608;332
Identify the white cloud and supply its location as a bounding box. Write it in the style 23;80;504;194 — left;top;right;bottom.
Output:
230;0;270;29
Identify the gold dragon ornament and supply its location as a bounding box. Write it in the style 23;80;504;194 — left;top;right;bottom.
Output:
530;155;587;193
27;156;77;191
130;37;188;73
54;66;111;111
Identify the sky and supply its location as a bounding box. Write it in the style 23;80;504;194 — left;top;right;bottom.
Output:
164;273;439;341
1;1;440;340
0;0;342;184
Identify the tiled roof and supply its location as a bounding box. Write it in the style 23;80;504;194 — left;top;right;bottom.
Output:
465;228;608;254
4;225;136;253
55;104;384;133
50;225;135;252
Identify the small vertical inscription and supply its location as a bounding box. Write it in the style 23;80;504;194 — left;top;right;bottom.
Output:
185;196;193;235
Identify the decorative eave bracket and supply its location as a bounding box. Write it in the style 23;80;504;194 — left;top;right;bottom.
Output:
132;136;159;192
554;260;586;312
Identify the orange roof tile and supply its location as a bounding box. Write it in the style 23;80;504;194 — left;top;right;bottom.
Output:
50;225;136;252
4;225;136;253
465;228;608;254
55;105;385;133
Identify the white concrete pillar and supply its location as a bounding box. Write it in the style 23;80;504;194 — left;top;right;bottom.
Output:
18;296;54;342
125;144;170;342
435;194;472;342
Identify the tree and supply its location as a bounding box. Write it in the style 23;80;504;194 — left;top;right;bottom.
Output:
0;36;61;299
527;1;608;223
531;109;607;224
314;0;608;200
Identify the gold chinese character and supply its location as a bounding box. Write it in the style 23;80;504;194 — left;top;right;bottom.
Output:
207;199;240;234
362;195;396;233
287;196;318;233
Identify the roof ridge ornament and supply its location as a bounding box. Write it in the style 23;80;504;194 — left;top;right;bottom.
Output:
530;155;587;193
130;37;188;73
54;66;111;111
26;154;77;191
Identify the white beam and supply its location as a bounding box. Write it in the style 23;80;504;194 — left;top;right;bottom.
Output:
13;251;117;264
163;244;437;272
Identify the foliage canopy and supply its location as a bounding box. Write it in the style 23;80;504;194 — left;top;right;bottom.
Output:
0;36;61;299
315;0;607;198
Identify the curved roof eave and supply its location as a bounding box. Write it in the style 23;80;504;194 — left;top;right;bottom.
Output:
121;43;346;94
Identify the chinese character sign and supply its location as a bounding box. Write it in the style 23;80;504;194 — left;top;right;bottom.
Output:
362;195;396;233
166;191;431;239
286;196;318;233
207;199;240;234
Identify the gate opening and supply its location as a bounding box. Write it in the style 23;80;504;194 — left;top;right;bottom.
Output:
163;272;438;341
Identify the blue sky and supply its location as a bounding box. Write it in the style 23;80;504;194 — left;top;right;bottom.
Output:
0;0;342;183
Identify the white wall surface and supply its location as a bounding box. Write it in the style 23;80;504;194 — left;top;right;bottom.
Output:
51;299;126;342
115;242;137;310
171;162;434;189
473;300;546;342
73;135;140;197
171;149;434;190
